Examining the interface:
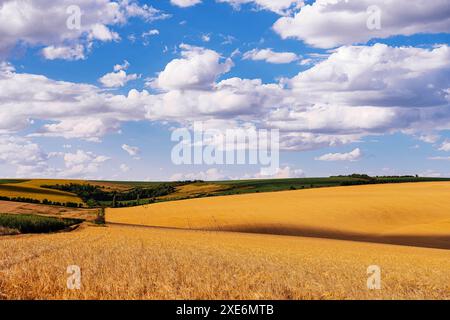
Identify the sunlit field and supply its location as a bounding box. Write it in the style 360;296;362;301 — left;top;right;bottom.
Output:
1;182;449;300
108;182;450;250
1;224;449;300
0;180;83;204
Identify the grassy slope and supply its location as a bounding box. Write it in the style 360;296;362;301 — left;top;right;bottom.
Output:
108;182;450;249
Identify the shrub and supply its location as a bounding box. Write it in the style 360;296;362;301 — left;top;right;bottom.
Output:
0;226;20;235
94;208;106;225
0;213;82;234
65;202;79;208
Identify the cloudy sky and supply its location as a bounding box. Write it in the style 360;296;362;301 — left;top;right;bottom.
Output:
1;0;450;181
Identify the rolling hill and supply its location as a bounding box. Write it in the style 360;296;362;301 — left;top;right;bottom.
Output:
107;182;450;249
0;179;83;205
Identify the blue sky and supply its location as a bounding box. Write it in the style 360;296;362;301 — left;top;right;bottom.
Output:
1;0;450;180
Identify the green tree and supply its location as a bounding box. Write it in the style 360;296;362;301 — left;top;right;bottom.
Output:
112;192;117;208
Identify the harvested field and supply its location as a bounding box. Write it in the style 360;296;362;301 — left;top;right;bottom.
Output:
0;200;98;221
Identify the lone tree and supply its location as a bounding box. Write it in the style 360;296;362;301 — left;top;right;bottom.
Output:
112;192;117;208
95;207;106;225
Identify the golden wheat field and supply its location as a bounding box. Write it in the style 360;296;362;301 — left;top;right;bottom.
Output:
1;182;450;300
1;224;450;300
108;182;450;250
157;182;229;201
0;179;83;204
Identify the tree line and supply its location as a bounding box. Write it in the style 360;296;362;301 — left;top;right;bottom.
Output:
41;183;176;207
0;195;81;208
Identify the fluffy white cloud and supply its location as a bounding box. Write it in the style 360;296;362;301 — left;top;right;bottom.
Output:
253;166;305;179
98;60;140;88
114;60;130;72
0;66;149;140
151;44;233;91
122;144;140;157
142;29;159;37
171;0;304;14
88;23;120;42
0;135;111;178
41;45;85;61
61;150;110;178
1;44;450;152
218;0;304;15
419;169;444;177
418;133;441;144
34;118;122;142
0;0;169;59
267;44;450;149
273;0;450;48
64;149;109;167
278;132;361;152
171;0;202;8
4;140;55;177
0;135;47;167
150;44;449;146
99;68;139;88
149;77;283;120
99;60;141;88
120;163;130;172
428;156;450;161
202;34;211;42
170;168;227;181
288;44;450;109
315;148;363;162
438;140;450;152
243;48;299;64
171;166;305;182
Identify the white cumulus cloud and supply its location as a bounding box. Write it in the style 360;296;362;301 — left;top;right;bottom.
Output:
1;44;450;152
171;0;202;8
438;140;450;152
0;0;169;59
218;0;304;15
170;168;227;181
243;48;299;64
315;148;363;162
122;144;140;157
150;44;233;91
273;0;450;48
41;45;85;61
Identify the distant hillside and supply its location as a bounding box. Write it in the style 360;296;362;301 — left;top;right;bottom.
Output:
1;175;449;208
